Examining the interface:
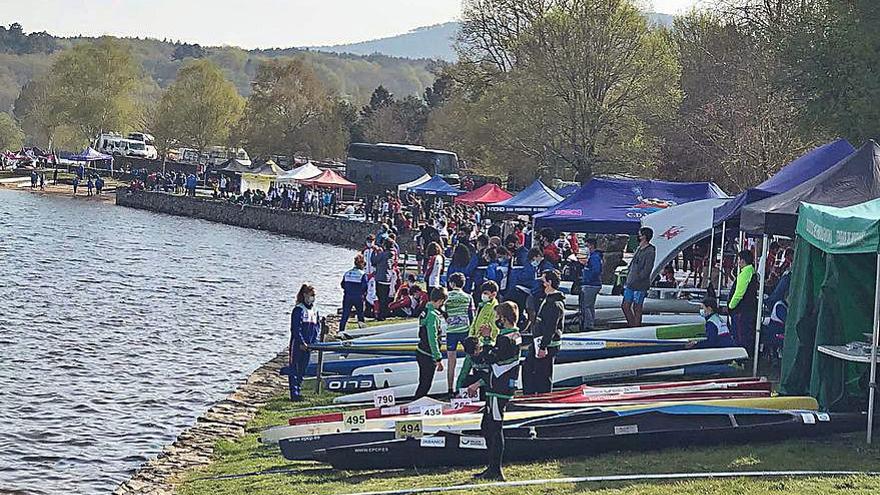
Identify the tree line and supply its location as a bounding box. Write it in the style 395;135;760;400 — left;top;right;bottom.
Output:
4;1;880;195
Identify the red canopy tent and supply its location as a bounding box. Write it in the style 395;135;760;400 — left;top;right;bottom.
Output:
299;169;357;190
455;183;512;205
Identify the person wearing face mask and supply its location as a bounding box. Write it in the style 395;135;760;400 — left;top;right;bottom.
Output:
690;297;736;349
621;227;656;327
728;249;759;353
460;301;522;481
507;247;543;322
523;270;565;395
456;281;501;390
415;287;448;399
504;234;529;271
578;238;603;331
289;284;320;401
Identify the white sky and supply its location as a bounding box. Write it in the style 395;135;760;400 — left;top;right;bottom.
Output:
0;0;700;49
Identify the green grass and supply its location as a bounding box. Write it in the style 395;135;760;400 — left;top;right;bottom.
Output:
177;384;880;495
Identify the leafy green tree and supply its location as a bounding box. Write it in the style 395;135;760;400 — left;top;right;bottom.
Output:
47;37;144;142
150;59;244;155
236;58;333;159
0;112;24;149
13;77;57;148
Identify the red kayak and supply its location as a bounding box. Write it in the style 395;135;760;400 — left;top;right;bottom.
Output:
287;377;767;426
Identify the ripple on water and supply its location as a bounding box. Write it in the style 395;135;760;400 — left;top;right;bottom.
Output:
0;190;352;494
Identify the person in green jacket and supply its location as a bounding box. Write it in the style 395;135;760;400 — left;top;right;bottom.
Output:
729;250;758;352
444;272;475;395
462;301;522;481
415;288;448;399
455;280;500;391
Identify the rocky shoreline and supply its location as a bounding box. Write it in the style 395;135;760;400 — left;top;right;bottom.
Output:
113;350;290;495
114;313;342;495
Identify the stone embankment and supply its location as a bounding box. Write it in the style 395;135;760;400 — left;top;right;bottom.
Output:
114;351;290;495
116;188;413;250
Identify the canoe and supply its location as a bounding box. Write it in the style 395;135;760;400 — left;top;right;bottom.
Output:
333;348;747;404
315;406;862;470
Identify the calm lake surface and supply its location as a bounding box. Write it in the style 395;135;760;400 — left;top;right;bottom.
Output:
0;189;352;494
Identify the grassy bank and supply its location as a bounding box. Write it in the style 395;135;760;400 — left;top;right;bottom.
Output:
176;384;880;495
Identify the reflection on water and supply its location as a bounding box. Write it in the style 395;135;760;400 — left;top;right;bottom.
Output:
0;190;352;494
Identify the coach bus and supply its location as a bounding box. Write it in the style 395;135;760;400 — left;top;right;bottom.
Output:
345;143;460;194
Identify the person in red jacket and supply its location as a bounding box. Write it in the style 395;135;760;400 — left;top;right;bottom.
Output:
539;228;561;267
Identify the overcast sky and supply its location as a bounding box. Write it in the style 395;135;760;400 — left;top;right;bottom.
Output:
0;0;701;49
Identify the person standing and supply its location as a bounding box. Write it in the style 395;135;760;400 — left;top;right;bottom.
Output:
86;175;94;196
578;239;603;331
289;284;320;401
444;273;475;395
621;227;656;327
72;175;79;196
424;241;445;291
415;288;447;399
339;255;368;332
52;167;58;185
523;270;565;395
38;172;45;191
728;249;758;353
456;281;500;390
370;239;394;320
462;301;522;481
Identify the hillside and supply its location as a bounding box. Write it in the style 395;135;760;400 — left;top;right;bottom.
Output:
0;24;438;115
304;13;673;61
309;22;460;62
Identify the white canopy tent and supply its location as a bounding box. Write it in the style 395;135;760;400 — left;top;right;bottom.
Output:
276;162;322;184
398;174;431;193
641;197;731;282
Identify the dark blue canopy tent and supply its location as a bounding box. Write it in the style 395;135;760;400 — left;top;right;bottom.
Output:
534;177;726;234
407;175;462;196
712;138;855;226
557;184;579;197
487;179;563;213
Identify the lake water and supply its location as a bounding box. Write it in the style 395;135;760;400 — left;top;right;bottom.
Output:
0;190;353;494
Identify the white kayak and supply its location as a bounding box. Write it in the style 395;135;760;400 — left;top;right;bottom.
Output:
552;347;748;385
334;347;746;404
598;311;703;326
568;294;700;313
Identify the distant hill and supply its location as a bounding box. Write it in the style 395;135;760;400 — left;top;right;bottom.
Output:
0;24;438;115
309;22;460;62
308;13;675;61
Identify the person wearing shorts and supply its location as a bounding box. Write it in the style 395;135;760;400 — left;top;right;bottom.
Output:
621;227;655;327
444;273;475;395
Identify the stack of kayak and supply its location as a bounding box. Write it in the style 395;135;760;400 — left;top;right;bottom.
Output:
315;404;863;470
258;377;851;464
314;322;749;399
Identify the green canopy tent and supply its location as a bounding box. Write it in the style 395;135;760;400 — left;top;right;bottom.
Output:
782;199;880;443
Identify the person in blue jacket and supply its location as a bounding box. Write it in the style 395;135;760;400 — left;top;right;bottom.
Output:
466;235;490;296
507;247;544;326
339;254;368;332
578;238;603;331
692;297;736;349
289;283;321;401
447;243;472;288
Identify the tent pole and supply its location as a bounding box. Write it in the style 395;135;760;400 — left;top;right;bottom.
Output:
752;234;769;378
707;224;715;289
867;253;880;444
717;221;727;299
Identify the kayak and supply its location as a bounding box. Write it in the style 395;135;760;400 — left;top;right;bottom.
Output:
315;405;862;470
333;348;747;404
568;294;700;313
306;356;414;377
293;377;768;427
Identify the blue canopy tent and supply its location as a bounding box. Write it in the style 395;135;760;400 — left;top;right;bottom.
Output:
487;179;563;213
407;175;462;196
557;184;579;197
70;147;112;162
534;177;726;234
712;138;856;226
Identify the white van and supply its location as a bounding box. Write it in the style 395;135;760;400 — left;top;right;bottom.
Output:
127;132;158;160
205;146;251;167
95;133;153;159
